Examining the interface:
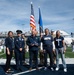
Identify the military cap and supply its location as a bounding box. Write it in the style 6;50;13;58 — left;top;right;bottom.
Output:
16;30;22;34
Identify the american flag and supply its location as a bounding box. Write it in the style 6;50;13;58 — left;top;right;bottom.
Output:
30;2;36;31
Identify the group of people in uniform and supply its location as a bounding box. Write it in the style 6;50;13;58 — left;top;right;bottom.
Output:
5;28;67;74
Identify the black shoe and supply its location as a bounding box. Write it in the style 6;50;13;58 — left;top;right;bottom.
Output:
36;67;40;71
19;68;23;72
16;68;20;72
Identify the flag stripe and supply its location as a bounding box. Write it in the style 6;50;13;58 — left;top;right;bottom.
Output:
30;24;36;28
30;22;35;26
30;18;35;24
30;15;34;20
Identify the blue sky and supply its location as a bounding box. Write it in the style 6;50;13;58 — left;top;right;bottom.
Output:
0;0;74;34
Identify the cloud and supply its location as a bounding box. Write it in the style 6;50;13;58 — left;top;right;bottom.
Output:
44;23;74;34
0;0;74;33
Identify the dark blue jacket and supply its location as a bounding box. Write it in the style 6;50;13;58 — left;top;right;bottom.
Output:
27;35;40;51
41;34;53;49
5;37;14;51
14;36;25;52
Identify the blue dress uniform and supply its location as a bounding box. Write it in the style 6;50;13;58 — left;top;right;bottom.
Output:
27;35;40;69
14;31;25;70
41;34;54;68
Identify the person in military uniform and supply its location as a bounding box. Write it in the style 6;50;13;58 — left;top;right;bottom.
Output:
5;31;14;73
51;30;56;65
39;33;45;65
54;30;67;72
41;28;55;71
14;30;25;71
26;30;40;71
22;34;27;65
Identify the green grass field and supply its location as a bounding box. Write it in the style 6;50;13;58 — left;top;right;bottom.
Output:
65;47;74;58
0;47;74;59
